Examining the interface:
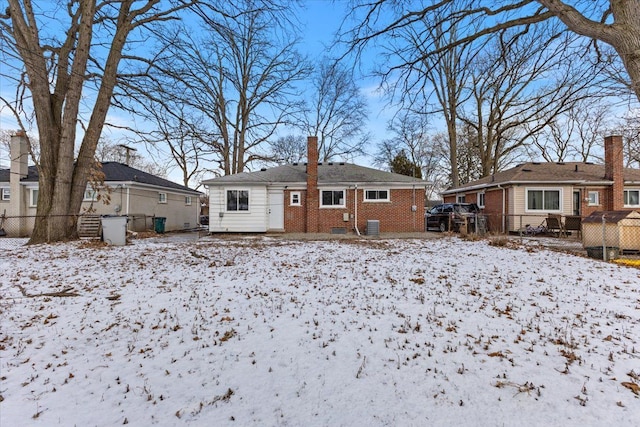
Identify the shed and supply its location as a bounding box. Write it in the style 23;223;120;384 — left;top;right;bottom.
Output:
582;210;640;253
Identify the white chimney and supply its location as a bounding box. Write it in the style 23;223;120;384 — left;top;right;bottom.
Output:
9;131;29;219
10;131;28;180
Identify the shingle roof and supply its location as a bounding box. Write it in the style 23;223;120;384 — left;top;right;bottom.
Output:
202;162;427;186
443;162;640;194
583;210;640;224
0;162;200;194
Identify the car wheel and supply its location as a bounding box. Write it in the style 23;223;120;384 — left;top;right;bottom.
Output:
439;221;447;232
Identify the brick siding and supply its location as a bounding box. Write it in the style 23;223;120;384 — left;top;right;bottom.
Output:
286;187;425;233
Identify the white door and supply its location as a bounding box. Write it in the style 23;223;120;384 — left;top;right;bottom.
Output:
268;191;284;230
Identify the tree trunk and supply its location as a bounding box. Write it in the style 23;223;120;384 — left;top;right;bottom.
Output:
539;0;640;100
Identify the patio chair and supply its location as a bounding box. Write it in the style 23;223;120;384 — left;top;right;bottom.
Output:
564;215;582;238
545;214;567;237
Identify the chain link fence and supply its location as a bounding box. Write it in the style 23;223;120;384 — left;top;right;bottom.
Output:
502;212;640;261
423;211;640;262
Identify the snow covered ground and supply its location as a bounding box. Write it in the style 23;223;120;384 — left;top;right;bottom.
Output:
1;235;639;426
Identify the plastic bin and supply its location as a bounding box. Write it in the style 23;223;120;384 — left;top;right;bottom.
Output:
585;246;619;260
154;217;166;234
101;216;127;246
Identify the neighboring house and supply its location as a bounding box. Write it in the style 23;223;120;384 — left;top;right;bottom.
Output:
441;135;640;233
202;137;428;234
1;132;201;236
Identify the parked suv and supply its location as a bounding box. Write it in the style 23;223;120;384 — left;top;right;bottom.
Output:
426;203;480;232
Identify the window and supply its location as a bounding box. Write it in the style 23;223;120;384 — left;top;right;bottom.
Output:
29;188;39;207
364;189;389;202
478;192;485;208
457;194;466;203
587;191;599;206
526;188;561;211
290;191;301;206
158;192;167;203
227;190;249;211
321;190;345;208
624;189;640;207
1;188;9;201
185;196;192;206
84;189;97;201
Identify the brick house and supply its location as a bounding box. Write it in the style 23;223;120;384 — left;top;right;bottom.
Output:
202;137;428;234
440;135;640;233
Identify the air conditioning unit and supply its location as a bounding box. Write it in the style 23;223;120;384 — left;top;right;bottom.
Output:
366;220;380;236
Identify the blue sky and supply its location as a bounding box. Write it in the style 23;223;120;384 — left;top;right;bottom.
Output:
297;0;395;164
0;1;394;178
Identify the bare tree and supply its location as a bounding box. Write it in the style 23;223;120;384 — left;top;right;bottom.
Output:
375;112;447;199
611;112;640;168
1;130;14;168
527;100;610;162
132;103;214;189
268;135;307;164
460;27;603;177
126;1;309;176
94;138;167;178
378;10;478;187
342;1;640;102
305;58;369;161
0;0;194;243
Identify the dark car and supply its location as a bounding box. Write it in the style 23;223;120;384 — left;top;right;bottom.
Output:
426;203;480;232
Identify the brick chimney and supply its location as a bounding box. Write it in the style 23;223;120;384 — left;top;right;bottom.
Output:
305;136;319;233
604;135;624;211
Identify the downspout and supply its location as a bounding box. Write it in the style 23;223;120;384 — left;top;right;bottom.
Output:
354;184;360;236
412;185;416;231
497;184;505;233
125;186;130;216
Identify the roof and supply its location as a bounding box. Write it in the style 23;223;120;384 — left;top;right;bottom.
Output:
202;162;427;186
442;162;640;194
583;210;640;224
0;162;200;194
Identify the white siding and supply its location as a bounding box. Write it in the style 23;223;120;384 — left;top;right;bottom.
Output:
126;186;199;231
509;185;575;232
208;185;268;232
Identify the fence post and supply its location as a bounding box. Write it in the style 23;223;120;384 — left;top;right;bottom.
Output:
602;213;607;262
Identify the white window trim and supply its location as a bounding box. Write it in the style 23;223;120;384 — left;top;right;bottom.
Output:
320;189;346;208
225;188;250;212
525;187;563;213
477;192;485;208
624;189;640;207
185;196;192;206
1;187;9;201
290;191;301;206
363;188;390;202
587;191;599;206
83;188;98;202
456;194;466;203
29;188;39;207
158;192;167;204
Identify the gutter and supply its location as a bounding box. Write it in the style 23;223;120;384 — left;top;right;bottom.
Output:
442;179;614;195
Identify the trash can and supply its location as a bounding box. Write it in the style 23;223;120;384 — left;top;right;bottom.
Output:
585;246;619;260
101;216;127;246
154;217;166;234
